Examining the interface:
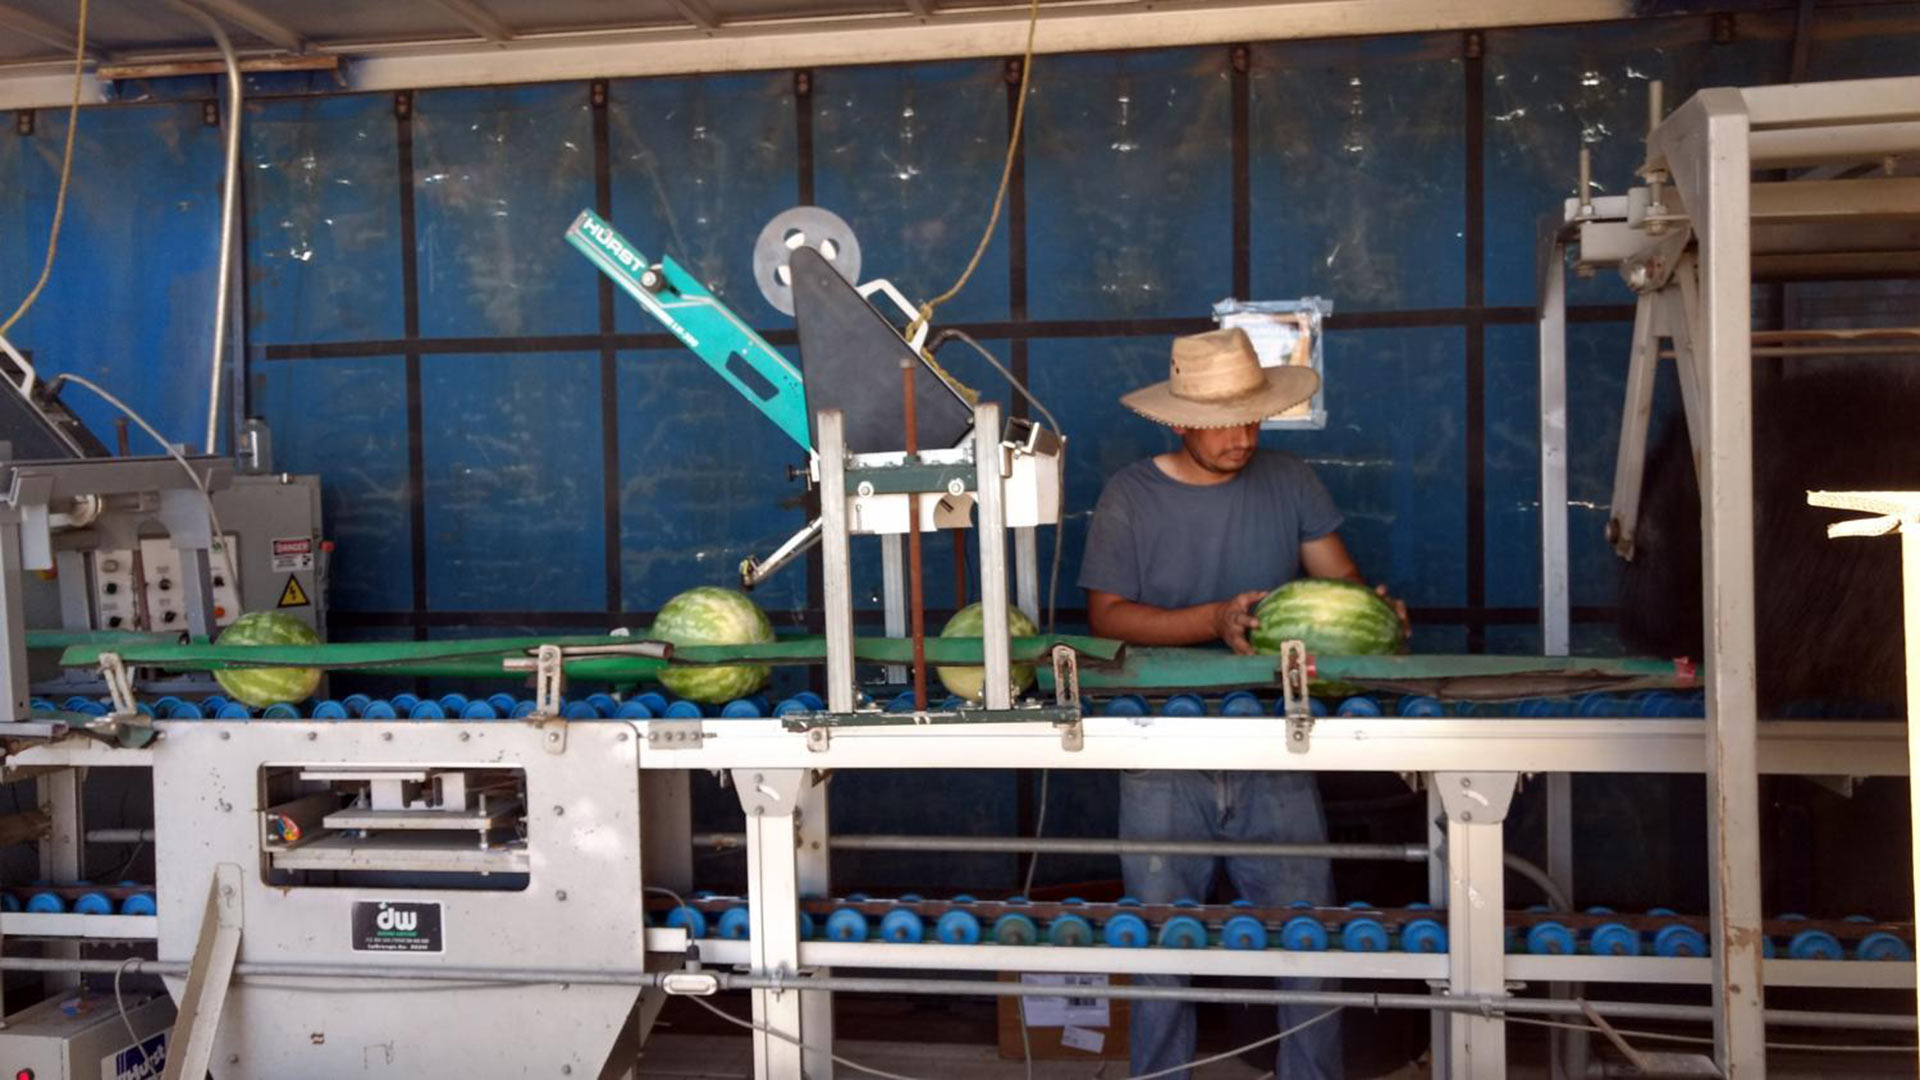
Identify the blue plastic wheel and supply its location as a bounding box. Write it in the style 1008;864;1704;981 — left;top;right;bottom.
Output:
1585;905;1616;915
824;908;870;943
389;694;419;713
1172;897;1202;909
1335;696;1382;717
408;700;447;719
437;694;470;715
24;891;62;914
1526;922;1577;956
721;698;765;718
1653;925;1709;958
1047;913;1094;948
0;893;18;912
635;692;671;715
1648;907;1679;918
798;911;816;940
487;693;519;715
663;905;708;939
362;700;398;720
585;693;619;717
1103;912;1150;948
1161;693;1207;717
510;700;539;719
73;891;114;916
1787;930;1843;961
936;910;981;945
717;906;753;941
1589;923;1641;957
614;699;653;719
1342;919;1390;953
1220;691;1264;717
312;700;349;720
1281;916;1328;951
460;701;499;719
1856;932;1911;962
880;908;925;944
1398;695;1445;717
1401;919;1448;954
215;702;252;719
563;701;599;720
664;700;703;719
993;913;1038;946
120;891;157;916
1156;915;1208;950
1101;695;1150;717
1221;915;1269;950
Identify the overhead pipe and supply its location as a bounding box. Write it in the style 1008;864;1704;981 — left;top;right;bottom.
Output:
169;1;242;455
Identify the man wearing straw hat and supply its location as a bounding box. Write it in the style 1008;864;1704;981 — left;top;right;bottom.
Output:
1081;327;1404;1080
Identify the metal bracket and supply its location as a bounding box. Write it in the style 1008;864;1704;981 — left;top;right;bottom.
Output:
92;652;155;748
805;726;831;753
531;645;567;754
645;720;708;750
1050;645;1083;751
732;769;805;819
1278;639;1313;754
98;652;137;719
1433;772;1520;825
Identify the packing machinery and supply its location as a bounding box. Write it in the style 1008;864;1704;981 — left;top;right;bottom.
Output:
0;76;1914;1080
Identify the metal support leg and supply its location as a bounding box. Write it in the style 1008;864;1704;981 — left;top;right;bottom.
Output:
1538;231;1571;656
0;520;31;722
973;403;1012;710
735;769;807;1080
1655;88;1765;1077
161;863;244;1080
817;413;856;714
1013;526;1040;627
880;533;907;684
1427;783;1450;1078
1438;772;1517;1080
795;773;834;1079
36;769;81;993
1604;294;1661;561
53;550;91;631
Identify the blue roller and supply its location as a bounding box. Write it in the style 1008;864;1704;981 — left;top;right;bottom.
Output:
615;699;654;719
1116;896;1142;907
487;693;519;715
1653;925;1709;958
773;697;814;717
1856;932;1912;962
215;702;252;719
562;700;599;720
437;694;470;715
898;893;924;903
1345;900;1374;910
885;692;916;714
721;698;766;718
70;700;108;716
1341;919;1390;953
663;905;708;939
935;910;981;945
408;700;447;719
362;700;398;720
1763;935;1777;959
25;890;64;914
938;695;966;710
1047;913;1094;947
1787;929;1843;961
824;908;869;942
342;694;373;717
1526;922;1577;955
1101;695;1150;717
1406;901;1433;911
1306;697;1329;717
57;695;88;711
798;911;816;940
1401;919;1447;954
993;912;1038;946
881;908;925;943
1162;694;1206;718
1585;905;1615;915
1220;691;1264;717
150;696;183;716
1335;696;1381;717
165;701;204;720
1648;907;1679;917
1844;913;1877;925
119;891;157;916
1221;915;1269;950
1626;691;1674;717
460;701;499;719
135;701;157;718
635;691;671;715
312;700;349;720
845;892;870;903
1281;916;1328;951
717;906;753;941
585;693;619;717
1513;698;1565;718
511;700;539;719
1589;923;1641;957
262;703;300;719
1103;912;1150;948
390;693;419;713
0;893;17;912
951;894;977;904
664;700;704;719
789;691;825;711
1574;693;1623;718
1156;914;1208;949
1398;695;1445;717
73;891;114;916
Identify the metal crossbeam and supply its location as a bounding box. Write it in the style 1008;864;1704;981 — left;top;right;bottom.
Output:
424;0;515;41
174;0;305;53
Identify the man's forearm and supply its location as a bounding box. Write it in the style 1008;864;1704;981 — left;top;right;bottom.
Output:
1088;597;1224;646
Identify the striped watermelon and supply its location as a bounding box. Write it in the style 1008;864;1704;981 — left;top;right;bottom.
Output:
651;586;775;703
213;611;322;707
1250;578;1403;694
935;602;1038;703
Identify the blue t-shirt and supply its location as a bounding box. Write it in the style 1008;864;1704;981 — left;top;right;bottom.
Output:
1078;450;1344;609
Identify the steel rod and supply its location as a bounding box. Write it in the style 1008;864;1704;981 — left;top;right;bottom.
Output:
84;828;153;843
171;1;241;455
691;831;1425;860
901;358;928;711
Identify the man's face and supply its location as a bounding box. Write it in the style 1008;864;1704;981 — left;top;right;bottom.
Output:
1175;422;1260;476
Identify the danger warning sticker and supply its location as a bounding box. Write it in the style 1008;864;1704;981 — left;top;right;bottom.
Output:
277;576;310;608
271;536;315;572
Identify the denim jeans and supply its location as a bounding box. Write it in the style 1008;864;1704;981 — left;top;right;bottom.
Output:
1119;769;1340;1080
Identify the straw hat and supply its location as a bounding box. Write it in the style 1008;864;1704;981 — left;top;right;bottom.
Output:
1120;328;1320;429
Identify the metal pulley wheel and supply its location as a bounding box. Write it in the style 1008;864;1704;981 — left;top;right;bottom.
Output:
752;205;863;316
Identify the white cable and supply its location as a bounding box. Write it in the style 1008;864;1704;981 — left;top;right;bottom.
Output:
1503;1014;1917;1054
113;955;142;1054
51;373;239;599
686;994;933;1080
1124;1007;1340;1080
1020;769;1049;896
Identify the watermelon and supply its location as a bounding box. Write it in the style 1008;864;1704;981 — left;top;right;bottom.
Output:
1250;578;1404;695
651;586;775;703
935;602;1039;703
213;611;323;707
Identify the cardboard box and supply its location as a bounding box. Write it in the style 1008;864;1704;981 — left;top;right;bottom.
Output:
995;972;1130;1060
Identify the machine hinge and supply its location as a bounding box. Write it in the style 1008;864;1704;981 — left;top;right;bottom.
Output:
1278;639;1312;754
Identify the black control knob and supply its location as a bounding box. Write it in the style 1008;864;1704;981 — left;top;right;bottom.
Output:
103;583;118;595
157;578;172;592
162;611;177;624
107;616;123;628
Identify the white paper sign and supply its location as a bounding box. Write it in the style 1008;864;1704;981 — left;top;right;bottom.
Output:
1019;973;1110;1028
1060;1025;1106;1054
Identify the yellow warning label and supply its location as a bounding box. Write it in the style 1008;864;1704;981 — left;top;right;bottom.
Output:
277;576;311;609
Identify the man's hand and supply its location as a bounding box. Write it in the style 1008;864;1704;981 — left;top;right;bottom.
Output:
1374;583;1412;639
1211;590;1268;655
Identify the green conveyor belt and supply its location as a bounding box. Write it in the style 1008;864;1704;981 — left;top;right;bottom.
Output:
28;630;198;650
55;633;1696;699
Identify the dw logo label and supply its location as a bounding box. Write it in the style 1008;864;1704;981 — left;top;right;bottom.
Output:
352;900;444;953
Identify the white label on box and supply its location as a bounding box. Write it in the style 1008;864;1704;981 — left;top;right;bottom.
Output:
1019;973;1110;1028
1059;1026;1106;1054
271;536;315;572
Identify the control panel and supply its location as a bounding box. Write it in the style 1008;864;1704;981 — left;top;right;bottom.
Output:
91;537;241;631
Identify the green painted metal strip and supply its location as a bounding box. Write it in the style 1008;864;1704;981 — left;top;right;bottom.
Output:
564;209;812;452
27;630;195;650
1039;648;1698;697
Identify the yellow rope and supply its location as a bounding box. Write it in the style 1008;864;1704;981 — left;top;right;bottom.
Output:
2;0;90;335
906;0;1039;343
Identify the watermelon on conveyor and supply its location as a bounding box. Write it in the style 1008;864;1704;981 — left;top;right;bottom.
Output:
1250;578;1404;695
650;586;775;704
935;602;1038;703
213;611;323;707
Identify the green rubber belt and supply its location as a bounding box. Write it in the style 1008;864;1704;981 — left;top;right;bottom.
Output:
56;634;1695;699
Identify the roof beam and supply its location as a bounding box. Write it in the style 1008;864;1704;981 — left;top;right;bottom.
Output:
661;0;719;30
424;0;516;42
903;0;936;18
179;0;306;53
0;3;96;59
